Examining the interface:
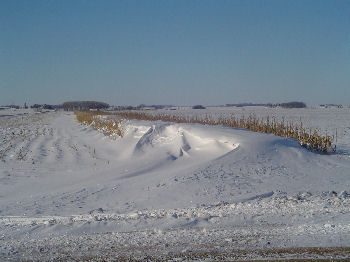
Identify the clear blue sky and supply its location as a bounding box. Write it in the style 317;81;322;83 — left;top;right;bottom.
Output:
1;0;349;106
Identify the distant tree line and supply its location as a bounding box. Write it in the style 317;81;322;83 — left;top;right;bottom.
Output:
110;104;174;111
226;103;266;107
192;105;206;109
31;104;62;110
4;105;20;109
62;101;109;111
267;102;307;108
225;102;306;108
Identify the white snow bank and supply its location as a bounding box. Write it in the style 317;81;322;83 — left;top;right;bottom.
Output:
1;111;350;260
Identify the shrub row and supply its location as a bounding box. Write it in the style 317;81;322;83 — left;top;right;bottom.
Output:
74;110;336;154
114;111;336;154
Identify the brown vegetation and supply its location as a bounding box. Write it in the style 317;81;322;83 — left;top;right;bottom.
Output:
114;111;335;154
74;111;123;138
74;110;336;154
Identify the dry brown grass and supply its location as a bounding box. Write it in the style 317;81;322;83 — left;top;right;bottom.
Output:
74;111;123;138
74;110;336;154
114;111;336;154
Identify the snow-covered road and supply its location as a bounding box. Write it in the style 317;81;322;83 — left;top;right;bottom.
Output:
1;110;350;260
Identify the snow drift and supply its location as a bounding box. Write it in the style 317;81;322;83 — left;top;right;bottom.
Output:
1;110;350;260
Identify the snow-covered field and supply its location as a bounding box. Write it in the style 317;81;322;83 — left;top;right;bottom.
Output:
1;108;350;261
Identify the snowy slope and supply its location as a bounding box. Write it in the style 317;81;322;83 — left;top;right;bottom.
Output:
1;110;350;260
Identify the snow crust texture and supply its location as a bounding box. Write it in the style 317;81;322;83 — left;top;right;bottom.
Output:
1;108;350;260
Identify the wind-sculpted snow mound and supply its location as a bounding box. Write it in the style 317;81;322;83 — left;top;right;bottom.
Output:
124;121;238;159
106;121;239;180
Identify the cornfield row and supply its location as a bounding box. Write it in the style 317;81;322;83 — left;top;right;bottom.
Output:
74;110;336;154
74;111;123;138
